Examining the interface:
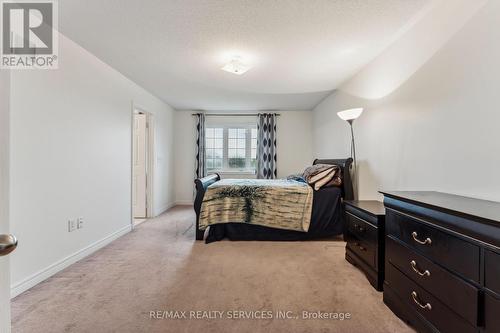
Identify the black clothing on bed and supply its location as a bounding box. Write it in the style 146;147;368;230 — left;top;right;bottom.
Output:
205;186;344;243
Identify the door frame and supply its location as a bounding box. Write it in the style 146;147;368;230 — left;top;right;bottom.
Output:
131;103;155;229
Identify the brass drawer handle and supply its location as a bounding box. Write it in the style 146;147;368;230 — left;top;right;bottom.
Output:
411;232;432;245
352;242;366;252
410;260;431;277
354;224;365;232
411;291;432;310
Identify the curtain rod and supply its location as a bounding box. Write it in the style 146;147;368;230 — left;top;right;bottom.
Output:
191;113;280;117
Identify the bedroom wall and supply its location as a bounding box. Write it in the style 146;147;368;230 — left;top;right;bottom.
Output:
312;0;500;201
9;33;175;296
174;110;313;204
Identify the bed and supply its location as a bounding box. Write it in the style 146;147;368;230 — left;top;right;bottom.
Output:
193;158;354;242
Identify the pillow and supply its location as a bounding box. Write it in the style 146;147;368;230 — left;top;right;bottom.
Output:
312;168;335;190
323;171;342;188
308;168;333;184
302;164;342;190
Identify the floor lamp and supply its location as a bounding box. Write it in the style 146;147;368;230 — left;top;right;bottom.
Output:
337;108;363;199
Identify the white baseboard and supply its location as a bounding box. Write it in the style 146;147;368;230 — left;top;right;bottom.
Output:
154;201;193;216
133;218;148;227
153;202;176;216
11;224;132;298
174;200;193;206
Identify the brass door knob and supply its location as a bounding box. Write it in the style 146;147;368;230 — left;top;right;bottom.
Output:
0;234;18;256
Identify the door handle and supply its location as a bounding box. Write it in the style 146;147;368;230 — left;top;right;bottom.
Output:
0;234;18;256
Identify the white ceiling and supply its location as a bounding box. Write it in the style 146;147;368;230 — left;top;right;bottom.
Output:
59;0;431;110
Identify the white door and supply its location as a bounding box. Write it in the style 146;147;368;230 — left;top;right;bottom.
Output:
133;113;147;218
0;70;13;333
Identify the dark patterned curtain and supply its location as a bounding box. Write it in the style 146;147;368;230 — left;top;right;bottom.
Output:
195;113;206;179
257;113;277;179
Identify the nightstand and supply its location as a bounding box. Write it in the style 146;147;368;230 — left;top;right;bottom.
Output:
344;200;386;291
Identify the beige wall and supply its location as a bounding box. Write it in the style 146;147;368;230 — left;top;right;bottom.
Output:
312;0;500;201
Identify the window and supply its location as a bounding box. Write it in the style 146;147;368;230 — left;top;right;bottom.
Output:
251;128;257;168
205;128;223;171
206;122;257;173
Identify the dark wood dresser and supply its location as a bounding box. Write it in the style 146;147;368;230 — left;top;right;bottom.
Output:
381;191;500;333
344;200;386;291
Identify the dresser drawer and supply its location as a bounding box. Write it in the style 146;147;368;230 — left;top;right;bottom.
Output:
386;236;478;325
386;209;480;283
484;250;500;295
484;293;500;333
345;234;375;267
385;263;476;333
346;212;377;244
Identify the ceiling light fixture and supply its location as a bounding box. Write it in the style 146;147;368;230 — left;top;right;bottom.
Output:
221;56;251;75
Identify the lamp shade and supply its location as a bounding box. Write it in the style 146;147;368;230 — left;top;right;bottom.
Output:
337;108;363;121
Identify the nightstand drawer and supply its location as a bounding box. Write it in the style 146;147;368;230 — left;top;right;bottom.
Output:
386;236;478;326
386;263;476;333
485;250;500;295
485;293;500;333
346;212;377;244
386;209;480;283
345;234;375;267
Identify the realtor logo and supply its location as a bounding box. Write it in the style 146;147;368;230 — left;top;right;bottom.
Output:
1;0;58;69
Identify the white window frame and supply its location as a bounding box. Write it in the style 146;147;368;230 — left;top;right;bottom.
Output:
206;120;257;175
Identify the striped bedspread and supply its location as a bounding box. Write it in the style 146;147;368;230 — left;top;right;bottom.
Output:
199;179;313;232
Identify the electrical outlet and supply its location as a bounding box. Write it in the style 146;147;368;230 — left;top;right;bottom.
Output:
68;219;76;232
77;217;84;229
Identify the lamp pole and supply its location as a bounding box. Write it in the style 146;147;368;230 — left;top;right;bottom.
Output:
337;108;363;200
348;119;357;199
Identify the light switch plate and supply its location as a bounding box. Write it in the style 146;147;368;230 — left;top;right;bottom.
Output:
68;219;76;232
77;217;84;229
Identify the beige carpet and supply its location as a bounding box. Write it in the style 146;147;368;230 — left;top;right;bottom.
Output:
11;206;414;333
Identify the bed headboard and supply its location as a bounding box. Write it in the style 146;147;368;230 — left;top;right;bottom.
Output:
313;158;354;201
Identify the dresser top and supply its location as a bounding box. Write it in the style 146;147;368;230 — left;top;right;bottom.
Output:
380;191;500;225
344;200;385;216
